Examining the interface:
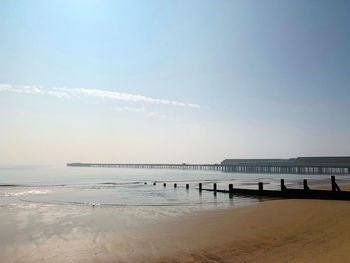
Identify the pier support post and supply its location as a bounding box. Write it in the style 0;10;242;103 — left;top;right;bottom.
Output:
281;179;287;191
186;184;189;189
153;182;156;186
174;183;177;188
213;183;217;192
331;176;341;192
229;184;233;192
258;182;263;192
199;183;202;192
163;183;166;187
303;179;310;191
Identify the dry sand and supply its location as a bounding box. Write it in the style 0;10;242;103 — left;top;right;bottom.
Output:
1;198;350;262
152;199;350;262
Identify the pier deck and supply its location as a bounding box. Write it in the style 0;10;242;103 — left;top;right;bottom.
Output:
67;159;350;175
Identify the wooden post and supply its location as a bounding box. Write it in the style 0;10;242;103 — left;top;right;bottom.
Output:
229;184;233;192
153;182;156;186
199;183;202;192
213;183;217;192
186;184;189;189
281;179;287;191
303;179;310;191
258;182;263;192
331;176;341;192
331;176;336;191
163;183;166;187
174;183;177;188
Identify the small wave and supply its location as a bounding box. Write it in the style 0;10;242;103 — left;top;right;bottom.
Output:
0;184;24;187
99;182;143;185
0;189;51;197
19;198;228;207
0;184;66;188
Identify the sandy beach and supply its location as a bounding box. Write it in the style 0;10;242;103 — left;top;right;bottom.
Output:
1;197;350;263
154;199;350;262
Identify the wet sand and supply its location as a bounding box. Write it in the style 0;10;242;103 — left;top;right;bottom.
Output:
2;183;350;263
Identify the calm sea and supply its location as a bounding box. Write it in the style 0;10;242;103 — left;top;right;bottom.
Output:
1;165;348;212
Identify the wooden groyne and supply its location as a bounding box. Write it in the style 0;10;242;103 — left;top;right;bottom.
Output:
202;176;350;201
151;176;350;201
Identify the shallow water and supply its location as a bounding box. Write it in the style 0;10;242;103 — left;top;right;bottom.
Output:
1;165;348;213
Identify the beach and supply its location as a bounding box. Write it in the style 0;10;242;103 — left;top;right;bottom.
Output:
1;166;350;262
1;198;350;262
154;199;350;262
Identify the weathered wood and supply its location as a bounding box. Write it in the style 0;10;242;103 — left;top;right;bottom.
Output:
331;176;341;192
229;184;233;192
202;177;350;201
303;179;310;191
281;179;287;191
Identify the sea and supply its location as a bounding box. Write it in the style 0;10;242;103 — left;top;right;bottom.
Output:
1;165;349;213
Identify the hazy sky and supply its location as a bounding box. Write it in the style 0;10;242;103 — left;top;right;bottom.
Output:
1;0;350;164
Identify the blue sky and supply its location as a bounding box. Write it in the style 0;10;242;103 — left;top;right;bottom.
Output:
0;0;350;164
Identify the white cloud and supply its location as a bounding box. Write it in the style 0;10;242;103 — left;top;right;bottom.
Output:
74;88;200;108
0;84;200;109
0;84;43;95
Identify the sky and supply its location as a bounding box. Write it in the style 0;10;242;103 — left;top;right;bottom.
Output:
0;0;350;165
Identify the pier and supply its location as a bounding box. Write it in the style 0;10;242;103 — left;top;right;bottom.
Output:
67;156;350;175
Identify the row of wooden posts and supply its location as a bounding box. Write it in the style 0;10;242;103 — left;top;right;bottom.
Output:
151;176;342;193
153;182;207;191
153;182;242;192
147;176;350;201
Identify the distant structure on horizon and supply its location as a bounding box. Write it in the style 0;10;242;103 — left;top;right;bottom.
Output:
67;156;350;175
221;157;350;174
221;156;350;168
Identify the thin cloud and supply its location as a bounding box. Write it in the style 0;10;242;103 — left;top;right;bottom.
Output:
0;84;200;109
0;84;43;95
